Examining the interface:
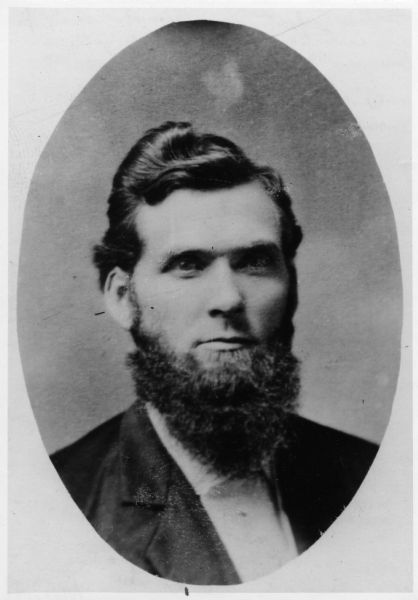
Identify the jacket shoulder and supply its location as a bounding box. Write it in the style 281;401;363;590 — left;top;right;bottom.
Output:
278;414;379;548
50;412;125;509
289;414;378;474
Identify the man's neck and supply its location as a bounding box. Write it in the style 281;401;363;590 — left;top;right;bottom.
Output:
145;403;227;495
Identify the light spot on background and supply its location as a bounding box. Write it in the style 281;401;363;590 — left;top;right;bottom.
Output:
202;59;244;111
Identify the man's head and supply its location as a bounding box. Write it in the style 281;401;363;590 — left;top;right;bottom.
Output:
93;121;303;477
94;121;302;348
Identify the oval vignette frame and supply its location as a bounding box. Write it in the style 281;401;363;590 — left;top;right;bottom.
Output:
13;14;408;592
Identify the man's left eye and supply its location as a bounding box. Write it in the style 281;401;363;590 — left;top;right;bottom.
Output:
238;252;275;272
246;255;271;268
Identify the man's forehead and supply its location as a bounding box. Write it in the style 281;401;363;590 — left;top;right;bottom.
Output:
134;182;283;254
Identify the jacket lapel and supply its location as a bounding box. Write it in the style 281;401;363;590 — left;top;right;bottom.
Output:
118;405;240;585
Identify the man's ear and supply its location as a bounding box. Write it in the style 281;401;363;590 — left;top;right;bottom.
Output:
104;267;134;330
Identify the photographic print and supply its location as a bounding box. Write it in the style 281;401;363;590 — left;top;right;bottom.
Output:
9;7;412;593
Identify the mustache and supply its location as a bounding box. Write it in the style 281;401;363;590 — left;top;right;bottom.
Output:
127;329;300;479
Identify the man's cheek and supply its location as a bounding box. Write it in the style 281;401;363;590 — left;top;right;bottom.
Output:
140;304;190;348
248;290;288;329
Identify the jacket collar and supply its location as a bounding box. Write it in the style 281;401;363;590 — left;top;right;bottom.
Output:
118;402;171;506
116;402;241;585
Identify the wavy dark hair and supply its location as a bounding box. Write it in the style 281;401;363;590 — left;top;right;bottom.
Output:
93;121;303;345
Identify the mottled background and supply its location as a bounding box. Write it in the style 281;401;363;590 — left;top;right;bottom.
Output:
17;20;402;453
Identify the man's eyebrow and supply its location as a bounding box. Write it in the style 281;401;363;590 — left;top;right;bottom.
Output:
158;248;211;270
158;241;282;267
232;241;281;254
228;242;283;263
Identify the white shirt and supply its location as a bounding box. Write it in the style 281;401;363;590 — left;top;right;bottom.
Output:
146;404;298;581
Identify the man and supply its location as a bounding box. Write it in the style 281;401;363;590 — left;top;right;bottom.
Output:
52;121;377;585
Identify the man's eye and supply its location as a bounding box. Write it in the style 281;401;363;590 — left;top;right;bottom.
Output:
169;255;206;276
177;258;201;271
247;255;271;268
238;252;276;272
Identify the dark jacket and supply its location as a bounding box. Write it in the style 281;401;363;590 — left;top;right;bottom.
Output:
51;404;378;585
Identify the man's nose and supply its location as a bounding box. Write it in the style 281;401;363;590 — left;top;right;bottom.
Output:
206;259;244;317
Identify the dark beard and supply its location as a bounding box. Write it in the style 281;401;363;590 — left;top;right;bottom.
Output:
127;333;300;480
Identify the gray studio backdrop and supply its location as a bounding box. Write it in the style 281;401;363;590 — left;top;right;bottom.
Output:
17;21;402;454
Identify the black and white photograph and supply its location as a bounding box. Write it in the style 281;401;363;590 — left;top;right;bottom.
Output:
9;6;412;593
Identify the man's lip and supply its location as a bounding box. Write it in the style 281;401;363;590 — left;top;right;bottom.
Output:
197;337;257;347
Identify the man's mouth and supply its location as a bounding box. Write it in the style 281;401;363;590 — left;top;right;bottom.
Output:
196;337;257;351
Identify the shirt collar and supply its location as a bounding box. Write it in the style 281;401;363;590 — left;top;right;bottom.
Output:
146;403;228;496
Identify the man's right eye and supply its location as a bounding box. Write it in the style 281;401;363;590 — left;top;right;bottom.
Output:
176;258;201;271
165;254;207;276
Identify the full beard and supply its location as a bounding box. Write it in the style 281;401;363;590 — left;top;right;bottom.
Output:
127;328;300;480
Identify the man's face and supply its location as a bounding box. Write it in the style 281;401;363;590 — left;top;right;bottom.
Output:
129;181;290;368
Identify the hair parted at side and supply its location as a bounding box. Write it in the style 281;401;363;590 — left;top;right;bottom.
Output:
93;121;302;289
